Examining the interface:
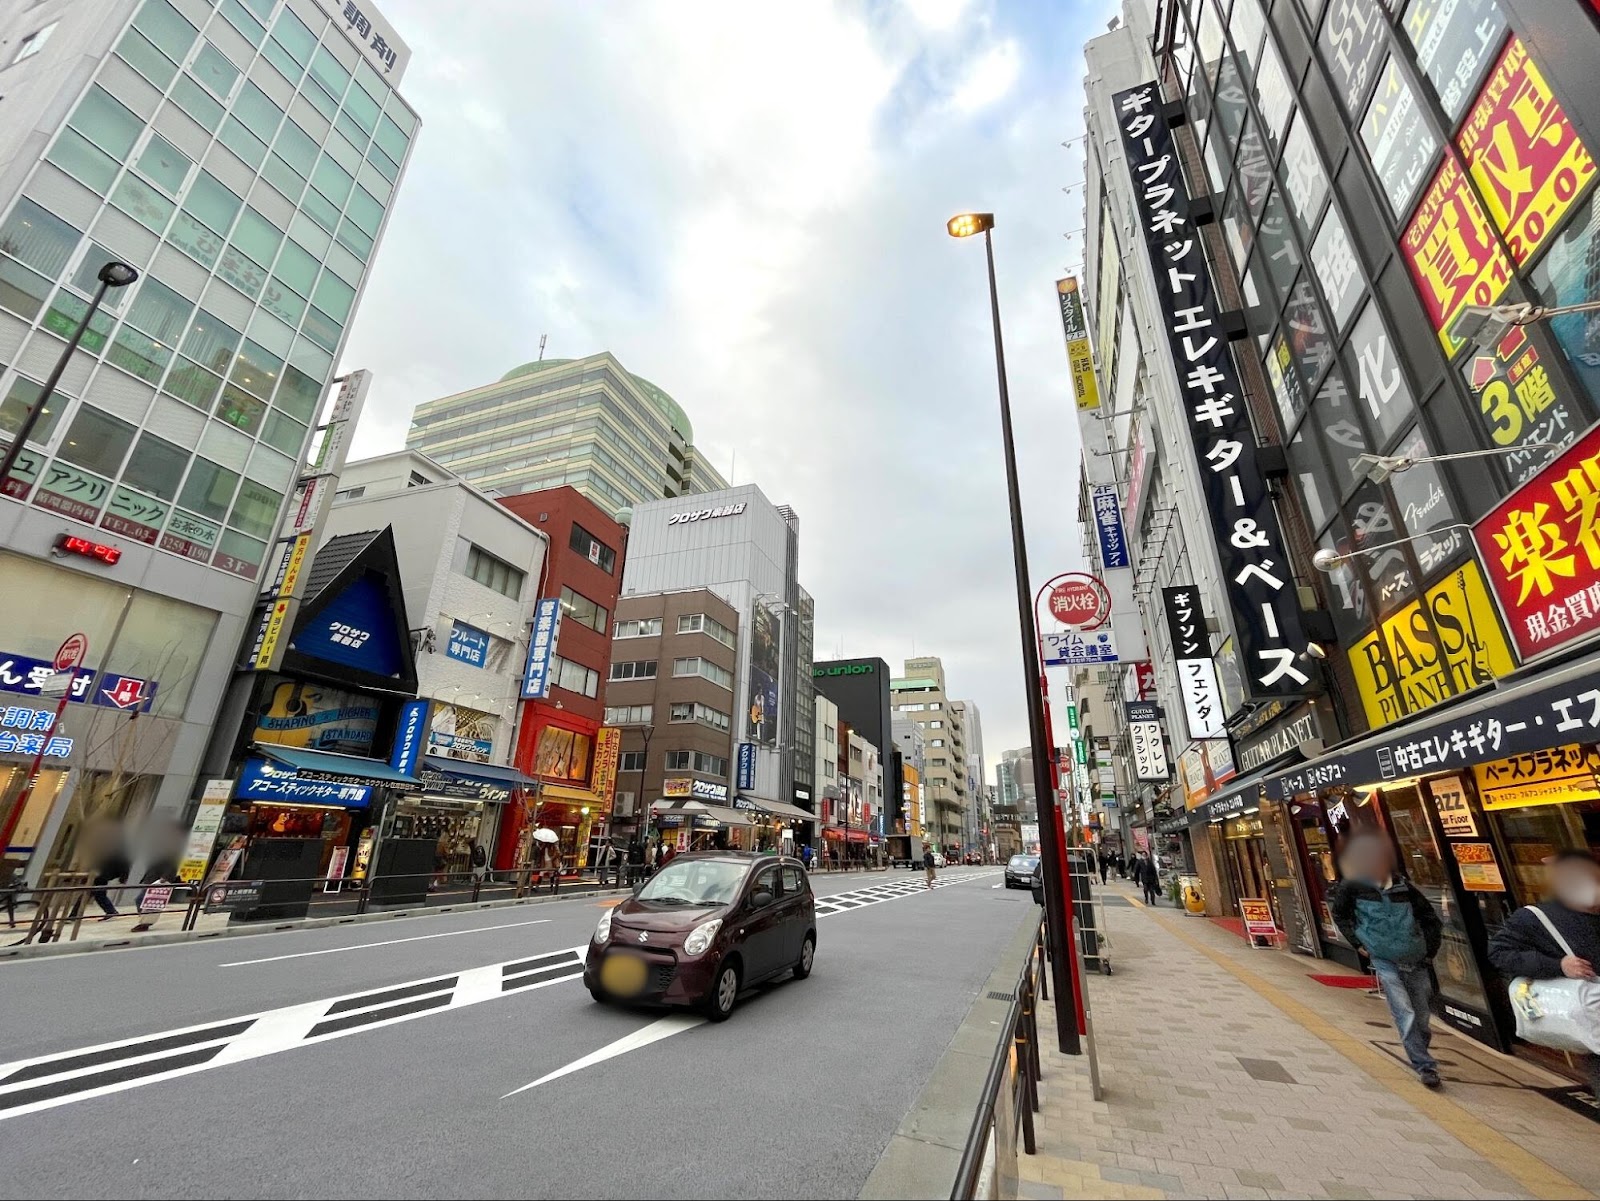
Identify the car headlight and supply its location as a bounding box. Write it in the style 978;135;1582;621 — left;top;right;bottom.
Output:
594;908;613;944
683;918;722;957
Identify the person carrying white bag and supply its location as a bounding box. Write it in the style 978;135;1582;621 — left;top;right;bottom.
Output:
1489;850;1600;1094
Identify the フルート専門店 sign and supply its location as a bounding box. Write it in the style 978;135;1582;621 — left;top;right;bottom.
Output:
1057;277;1100;411
1115;84;1309;700
1474;421;1600;661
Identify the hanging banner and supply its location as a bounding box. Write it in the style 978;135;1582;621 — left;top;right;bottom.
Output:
1161;585;1226;739
1115;83;1309;700
1090;483;1131;569
520;598;563;699
1128;702;1168;782
592;726;622;810
1056;277;1100;411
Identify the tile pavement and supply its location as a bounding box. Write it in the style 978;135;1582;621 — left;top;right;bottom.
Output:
1004;882;1599;1201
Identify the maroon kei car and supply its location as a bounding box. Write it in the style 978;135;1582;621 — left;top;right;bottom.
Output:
584;852;816;1021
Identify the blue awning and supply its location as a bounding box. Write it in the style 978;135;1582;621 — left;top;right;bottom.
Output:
419;755;533;803
252;744;423;790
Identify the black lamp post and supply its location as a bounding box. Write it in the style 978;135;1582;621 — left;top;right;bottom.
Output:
0;262;139;490
947;212;1078;1053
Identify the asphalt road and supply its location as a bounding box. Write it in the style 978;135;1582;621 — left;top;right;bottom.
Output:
0;866;1032;1200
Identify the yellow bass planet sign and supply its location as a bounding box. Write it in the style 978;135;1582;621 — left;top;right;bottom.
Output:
1347;560;1516;730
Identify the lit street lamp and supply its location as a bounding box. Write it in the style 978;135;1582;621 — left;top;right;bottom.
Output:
947;211;1078;1053
0;261;139;490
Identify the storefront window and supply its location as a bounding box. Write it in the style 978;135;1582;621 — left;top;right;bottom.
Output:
1376;783;1494;1023
533;726;591;782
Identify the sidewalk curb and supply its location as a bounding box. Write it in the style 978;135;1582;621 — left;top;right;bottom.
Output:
0;883;632;963
858;905;1037;1201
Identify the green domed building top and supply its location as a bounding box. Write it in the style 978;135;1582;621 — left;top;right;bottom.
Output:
499;356;692;441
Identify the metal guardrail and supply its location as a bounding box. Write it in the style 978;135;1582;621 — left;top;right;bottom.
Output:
950;911;1048;1200
2;865;637;946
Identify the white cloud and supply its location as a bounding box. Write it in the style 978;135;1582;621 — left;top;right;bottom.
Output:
945;39;1021;112
341;0;1114;760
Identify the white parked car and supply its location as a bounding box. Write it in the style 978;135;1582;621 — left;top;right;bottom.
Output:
933;853;948;868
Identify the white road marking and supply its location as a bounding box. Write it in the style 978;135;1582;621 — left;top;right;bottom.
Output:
503;1014;705;1097
0;944;588;1122
218;918;553;966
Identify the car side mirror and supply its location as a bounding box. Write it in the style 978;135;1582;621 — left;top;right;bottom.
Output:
632;881;645;896
750;889;774;909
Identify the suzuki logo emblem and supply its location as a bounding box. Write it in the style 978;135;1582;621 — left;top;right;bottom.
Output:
637;931;649;943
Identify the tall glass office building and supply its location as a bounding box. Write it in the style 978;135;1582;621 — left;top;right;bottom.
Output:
406;352;731;512
0;0;416;875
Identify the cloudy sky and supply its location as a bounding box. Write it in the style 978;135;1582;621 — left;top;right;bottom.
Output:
340;0;1119;770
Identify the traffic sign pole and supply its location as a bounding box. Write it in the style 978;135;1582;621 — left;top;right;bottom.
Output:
0;635;86;859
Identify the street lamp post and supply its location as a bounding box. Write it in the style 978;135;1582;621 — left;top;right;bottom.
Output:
0;262;139;490
948;212;1079;1054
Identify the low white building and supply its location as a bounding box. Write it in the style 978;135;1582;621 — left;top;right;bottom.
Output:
320;451;548;866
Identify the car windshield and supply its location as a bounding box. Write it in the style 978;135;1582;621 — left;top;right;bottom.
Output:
636;859;747;906
1009;855;1038;869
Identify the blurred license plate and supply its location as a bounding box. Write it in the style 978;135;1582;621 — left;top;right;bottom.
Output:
600;953;648;997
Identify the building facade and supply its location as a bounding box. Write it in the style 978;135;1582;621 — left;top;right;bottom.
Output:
486;485;626;871
319;450;548;872
1073;0;1600;1075
404;352;729;513
618;484;813;822
811;657;894;831
604;587;754;843
0;0;416;874
890;656;967;850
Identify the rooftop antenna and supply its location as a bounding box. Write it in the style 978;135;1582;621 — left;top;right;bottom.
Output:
537;333;547;361
729;448;736;484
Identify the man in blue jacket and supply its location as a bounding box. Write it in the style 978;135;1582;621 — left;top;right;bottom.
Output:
1329;832;1444;1088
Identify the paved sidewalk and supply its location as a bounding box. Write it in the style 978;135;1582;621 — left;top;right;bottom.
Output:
1009;882;1600;1201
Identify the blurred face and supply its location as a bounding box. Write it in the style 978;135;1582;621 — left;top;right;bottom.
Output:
1342;835;1395;882
1551;859;1600;911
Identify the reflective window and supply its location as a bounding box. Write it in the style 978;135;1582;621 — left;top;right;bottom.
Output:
1385;425;1465;575
131;0;197;66
1320;0;1387;115
58;406;135;477
1347;302;1416;443
1311;368;1375;495
1229;0;1267;68
309;46;351;101
125;279;193;341
273;365;322;421
121;431;187;500
1284;276;1337;389
219;117;267;169
1234;114;1274;222
177;456;238;521
1350;484;1415;612
192;42;240;98
219;0;267;46
1310;206;1362;331
1360;57;1439;218
231;208;282;267
234;83;283;143
137;134;191;196
0;200;80;279
1252;34;1295;154
171;76;225;131
1401;0;1506;123
0;378;66;443
275;120;319;177
1288;426;1337;532
1256;188;1302;298
111;175;175;234
270;9;317;66
228;478;281;539
182;310;242;374
68;87;142;159
45;130;118;193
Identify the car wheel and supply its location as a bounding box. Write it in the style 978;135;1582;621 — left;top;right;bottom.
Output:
704;958;741;1022
793;933;815;980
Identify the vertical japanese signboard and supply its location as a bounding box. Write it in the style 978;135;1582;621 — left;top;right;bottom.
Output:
592;727;621;810
1456;37;1594;267
1116;84;1309;700
1057;277;1100;411
1090;483;1130;569
1473;422;1600;660
520;598;563;699
1465;325;1583;484
1126;702;1169;781
1161;585;1227;739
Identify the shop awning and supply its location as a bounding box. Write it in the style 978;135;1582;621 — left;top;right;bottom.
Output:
539;782;605;806
252;744;423;790
419;756;531;804
650;800;753;827
1187;769;1272;826
734;795;815;821
1263;653;1600;800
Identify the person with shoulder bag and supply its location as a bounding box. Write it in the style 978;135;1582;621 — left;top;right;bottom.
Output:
1488;850;1600;1094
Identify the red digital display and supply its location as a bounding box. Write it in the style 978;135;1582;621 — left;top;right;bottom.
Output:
57;534;122;566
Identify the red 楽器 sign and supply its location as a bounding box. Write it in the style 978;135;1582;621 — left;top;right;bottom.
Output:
1472;421;1600;660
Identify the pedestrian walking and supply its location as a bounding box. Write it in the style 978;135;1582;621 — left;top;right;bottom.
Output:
594;840;612;888
1328;832;1444;1088
89;841;131;920
1139;853;1161;905
470;841;490;886
626;838;645;886
800;843;813;871
1115;852;1127;880
1097;850;1109;886
1488;850;1600;1095
923;847;936;890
